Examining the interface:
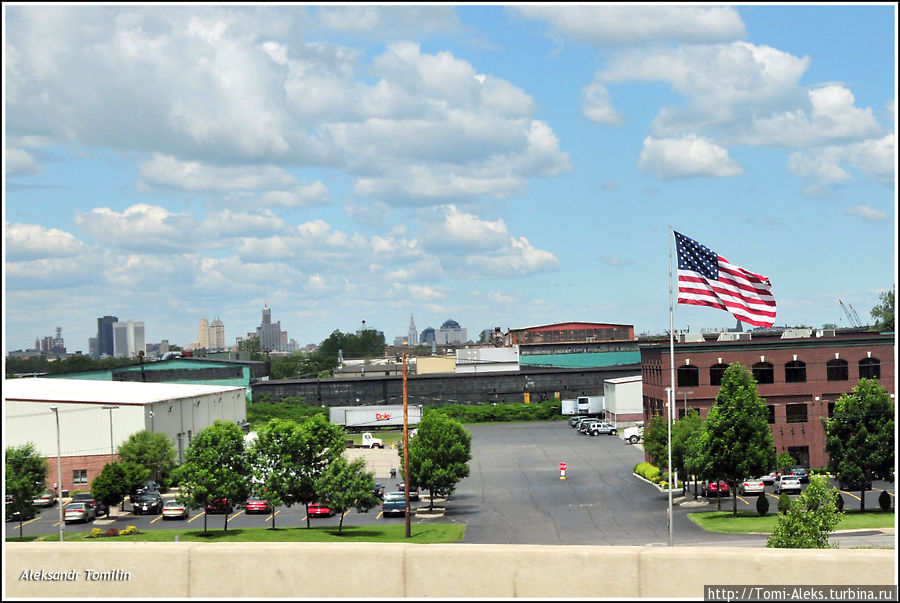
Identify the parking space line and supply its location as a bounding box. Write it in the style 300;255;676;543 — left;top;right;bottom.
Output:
839;490;861;501
872;488;894;498
228;510;244;522
736;495;749;505
187;512;205;523
264;510;282;522
376;511;383;519
150;514;164;524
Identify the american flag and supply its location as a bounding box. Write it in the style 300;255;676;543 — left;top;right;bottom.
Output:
674;231;776;328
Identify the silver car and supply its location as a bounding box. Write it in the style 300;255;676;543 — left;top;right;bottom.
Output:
774;475;802;495
585;421;618;436
63;502;95;523
738;478;766;496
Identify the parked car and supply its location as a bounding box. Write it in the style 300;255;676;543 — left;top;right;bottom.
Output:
308;502;334;517
5;495;37;522
32;489;58;507
774;475;802;495
133;491;163;515
585;421;617;436
789;467;810;483
373;483;385;499
71;492;107;517
568;415;590;428
398;483;420;501
162;499;189;520
574;417;596;431
381;492;406;517
205;498;234;514
760;471;778;485
245;497;272;514
738;478;766;496
63;502;94;523
130;480;161;504
703;481;730;497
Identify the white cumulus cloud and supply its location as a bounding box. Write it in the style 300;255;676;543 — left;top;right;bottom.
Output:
638;135;742;180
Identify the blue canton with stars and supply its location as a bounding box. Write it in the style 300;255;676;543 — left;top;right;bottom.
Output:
675;232;718;280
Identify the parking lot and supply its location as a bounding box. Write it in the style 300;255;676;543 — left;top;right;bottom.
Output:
6;421;895;546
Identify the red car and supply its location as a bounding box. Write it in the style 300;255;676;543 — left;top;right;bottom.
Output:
308;502;334;517
205;498;234;514
245;497;272;514
703;481;730;497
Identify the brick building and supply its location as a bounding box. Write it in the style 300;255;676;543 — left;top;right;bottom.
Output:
639;330;894;469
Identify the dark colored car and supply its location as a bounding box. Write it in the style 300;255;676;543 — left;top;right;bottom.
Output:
205;498;234;514
789;467;810;483
133;492;163;515
71;492;108;517
838;476;873;491
373;483;385;499
130;480;161;504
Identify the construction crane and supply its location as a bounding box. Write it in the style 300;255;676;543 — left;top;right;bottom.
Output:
839;299;863;328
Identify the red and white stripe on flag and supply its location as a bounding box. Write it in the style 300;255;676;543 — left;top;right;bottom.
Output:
674;231;776;328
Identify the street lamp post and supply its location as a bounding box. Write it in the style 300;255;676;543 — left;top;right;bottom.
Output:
49;406;64;542
102;405;119;463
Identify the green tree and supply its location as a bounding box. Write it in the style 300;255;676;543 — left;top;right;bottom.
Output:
401;413;472;511
824;379;895;511
314;456;380;534
776;452;796;474
117;430;177;486
641;414;669;468
756;492;770;516
174;420;250;534
120;461;152;507
700;364;776;516
246;418;305;529
671;410;703;496
870;287;894;331
767;475;843;548
238;335;266;361
90;463;129;517
5;443;48;540
778;493;791;514
295;415;347;527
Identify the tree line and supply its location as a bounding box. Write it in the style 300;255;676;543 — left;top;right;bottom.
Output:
6;412;471;537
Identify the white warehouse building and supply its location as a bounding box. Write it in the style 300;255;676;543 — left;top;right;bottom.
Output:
3;378;247;494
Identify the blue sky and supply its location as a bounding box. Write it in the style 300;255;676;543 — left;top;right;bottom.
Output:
3;4;896;354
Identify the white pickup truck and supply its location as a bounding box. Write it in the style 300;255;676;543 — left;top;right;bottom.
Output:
623;421;644;444
345;432;384;449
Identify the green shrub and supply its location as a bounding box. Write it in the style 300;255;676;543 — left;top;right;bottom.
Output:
834;491;844;512
878;490;891;511
756;493;770;516
778;493;792;514
86;527;103;539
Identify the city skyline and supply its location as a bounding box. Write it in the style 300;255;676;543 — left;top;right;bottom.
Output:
4;5;896;355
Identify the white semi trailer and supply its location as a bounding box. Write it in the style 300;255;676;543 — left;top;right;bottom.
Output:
329;405;422;431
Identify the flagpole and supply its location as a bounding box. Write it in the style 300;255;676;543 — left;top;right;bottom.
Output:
668;226;675;547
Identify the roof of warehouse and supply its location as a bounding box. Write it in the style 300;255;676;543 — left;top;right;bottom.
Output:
3;378;244;406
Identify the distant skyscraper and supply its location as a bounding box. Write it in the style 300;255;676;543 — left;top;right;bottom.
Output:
97;315;118;357
113;320;145;358
256;304;283;352
408;314;418;346
198;317;210;349
88;337;99;359
209;318;225;351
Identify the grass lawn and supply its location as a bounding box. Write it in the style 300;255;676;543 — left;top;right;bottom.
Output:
7;523;465;543
689;509;896;534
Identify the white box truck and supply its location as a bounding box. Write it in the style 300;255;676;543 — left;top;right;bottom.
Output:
576;396;604;416
561;399;578;415
329;405;422;430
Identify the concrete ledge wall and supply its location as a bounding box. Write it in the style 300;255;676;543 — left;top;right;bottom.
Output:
5;542;895;598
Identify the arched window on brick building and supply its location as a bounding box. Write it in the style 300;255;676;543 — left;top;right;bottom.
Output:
784;360;807;383
826;358;849;381
859;357;881;380
677;364;699;387
709;363;729;386
752;362;774;384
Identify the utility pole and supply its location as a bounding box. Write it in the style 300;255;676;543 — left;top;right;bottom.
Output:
403;353;411;538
